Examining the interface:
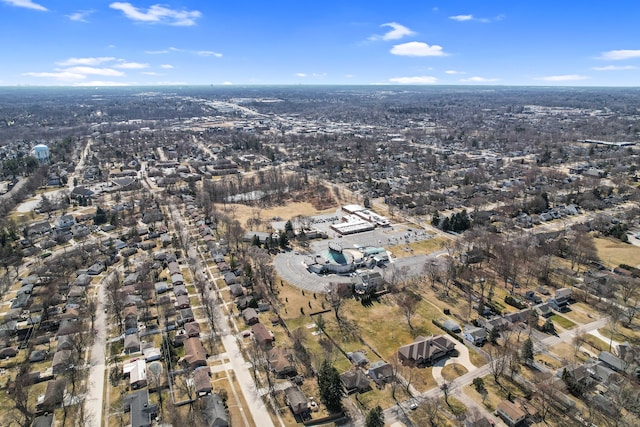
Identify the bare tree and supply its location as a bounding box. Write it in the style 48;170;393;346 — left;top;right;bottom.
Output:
396;292;419;330
423;260;440;289
487;344;509;386
422;396;441;427
5;362;36;427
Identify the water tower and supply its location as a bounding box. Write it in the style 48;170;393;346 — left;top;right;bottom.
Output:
31;144;50;163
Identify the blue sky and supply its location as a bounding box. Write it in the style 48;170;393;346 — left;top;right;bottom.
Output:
1;0;640;86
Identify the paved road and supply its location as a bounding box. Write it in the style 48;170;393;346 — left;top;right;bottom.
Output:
84;269;112;427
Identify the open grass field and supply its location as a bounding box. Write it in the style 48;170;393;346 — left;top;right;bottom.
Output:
562;303;600;324
388;236;447;258
594;236;640;268
215;201;339;231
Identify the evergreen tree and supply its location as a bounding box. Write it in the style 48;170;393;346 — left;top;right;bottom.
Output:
94;206;108;225
365;406;385;427
521;337;534;364
431;210;440;227
279;232;289;249
542;318;556;334
488;327;500;344
284;220;294;236
318;360;344;413
251;234;261;247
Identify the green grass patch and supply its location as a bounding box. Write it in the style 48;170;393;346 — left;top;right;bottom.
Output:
550;314;577;329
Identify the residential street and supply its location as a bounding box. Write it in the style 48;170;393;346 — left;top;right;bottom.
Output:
84;269;112;427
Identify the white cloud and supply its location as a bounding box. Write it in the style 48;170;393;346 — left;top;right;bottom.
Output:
460;76;499;83
67;10;93;22
295;73;307;77
1;0;47;11
115;61;149;69
535;74;589;82
450;15;473;22
109;2;201;26
73;81;130;87
390;41;446;57
64;66;125;76
344;74;354;78
141;71;161;76
599;50;640;61
389;76;438;84
450;14;504;23
223;81;233;85
592;65;637;71
445;70;465;75
22;71;85;80
57;57;116;66
160;64;174;69
196;51;223;58
145;49;171;54
369;22;416;41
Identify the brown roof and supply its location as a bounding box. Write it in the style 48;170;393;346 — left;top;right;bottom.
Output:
193;367;212;393
268;347;295;374
184;337;207;368
251;323;273;346
184;321;200;337
497;400;527;424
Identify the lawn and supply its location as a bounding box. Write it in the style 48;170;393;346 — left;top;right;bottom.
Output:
550;314;577;329
357;385;411;411
594;236;640;269
214;201;339;232
562;303;600;324
441;363;468;381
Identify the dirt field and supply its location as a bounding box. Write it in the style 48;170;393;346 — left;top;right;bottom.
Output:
594;236;640;268
216;201;339;230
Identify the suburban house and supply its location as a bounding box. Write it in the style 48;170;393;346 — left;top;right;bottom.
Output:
124;334;141;354
123;389;156;427
598;351;627;373
464;325;488;346
194;366;213;395
284;386;308;415
201;393;230;427
340;369;371;394
252;323;274;348
31;414;55;427
368;360;394;386
52;350;73;374
549;287;572;311
184;321;201;337
183;337;208;368
496;400;527;427
242;308;259;325
268;347;297;377
123;359;147;389
38;378;66;412
397;335;456;366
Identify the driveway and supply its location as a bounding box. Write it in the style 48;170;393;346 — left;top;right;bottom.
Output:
431;341;477;386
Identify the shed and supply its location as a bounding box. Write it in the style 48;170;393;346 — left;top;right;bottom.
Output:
443;319;462;333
